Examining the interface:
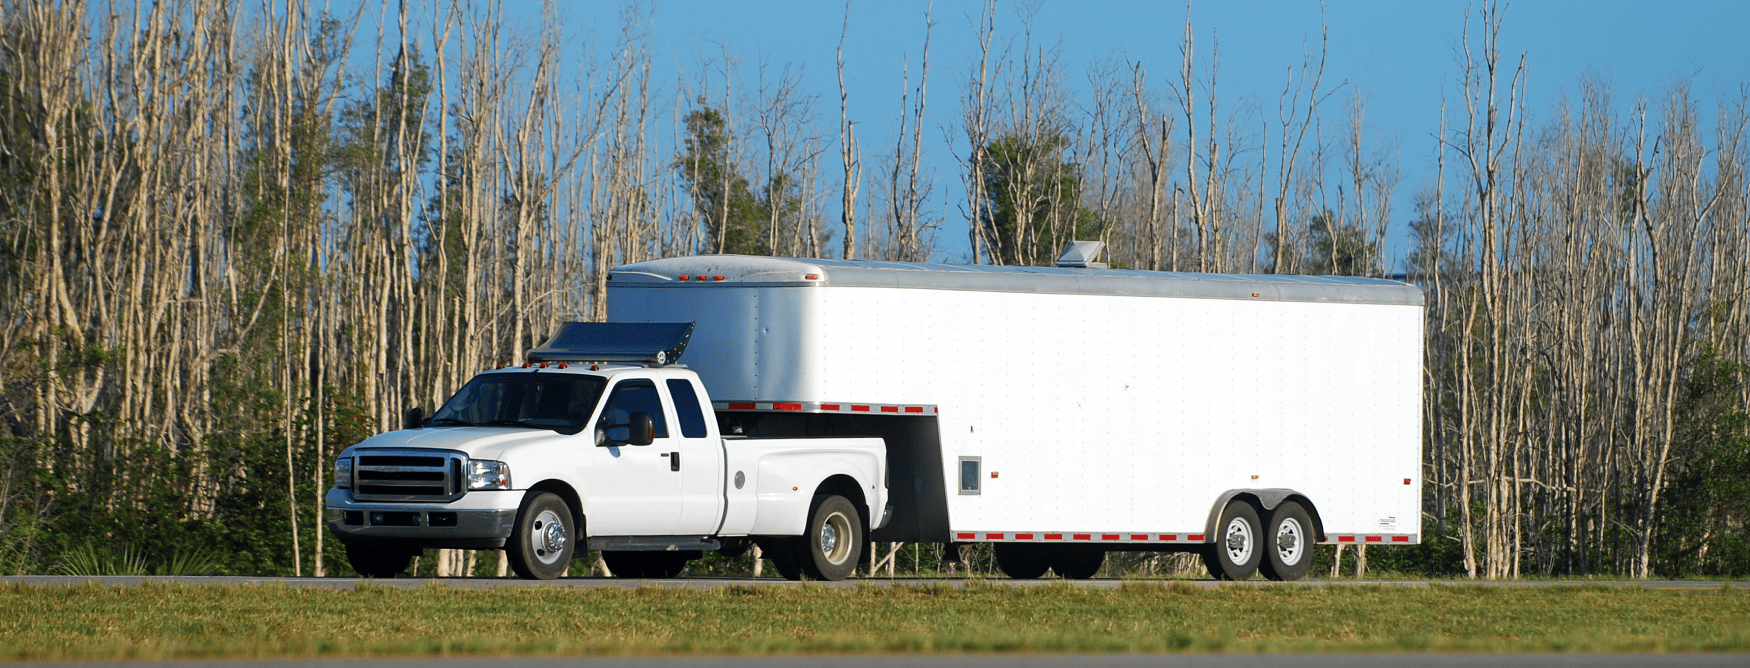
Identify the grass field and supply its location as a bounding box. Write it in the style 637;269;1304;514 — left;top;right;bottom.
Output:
1;581;1745;660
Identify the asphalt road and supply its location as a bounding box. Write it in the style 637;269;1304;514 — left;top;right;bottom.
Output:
6;655;1746;668
0;574;1738;589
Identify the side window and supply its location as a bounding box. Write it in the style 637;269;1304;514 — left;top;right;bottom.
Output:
600;381;670;438
666;379;709;438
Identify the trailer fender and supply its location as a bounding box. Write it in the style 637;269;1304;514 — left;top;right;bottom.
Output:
1204;489;1325;542
749;448;881;537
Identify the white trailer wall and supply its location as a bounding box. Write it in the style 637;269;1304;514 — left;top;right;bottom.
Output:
608;256;1423;544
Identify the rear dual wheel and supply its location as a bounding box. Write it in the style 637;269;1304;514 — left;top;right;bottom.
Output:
761;494;864;581
1203;500;1263;581
1259;501;1313;582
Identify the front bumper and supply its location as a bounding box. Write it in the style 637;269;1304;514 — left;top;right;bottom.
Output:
325;487;524;549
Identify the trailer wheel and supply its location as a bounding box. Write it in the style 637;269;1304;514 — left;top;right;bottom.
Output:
506;492;576;580
602;550;692;578
993;543;1051;579
1259;501;1313;581
347;546;414;578
799;494;863;581
1202;500;1263;581
1050;545;1106;579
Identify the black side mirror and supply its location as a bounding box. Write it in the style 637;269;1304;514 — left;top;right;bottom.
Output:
628;413;655;446
402;407;424;430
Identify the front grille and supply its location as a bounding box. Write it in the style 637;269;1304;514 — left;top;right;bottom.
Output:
351;449;467;502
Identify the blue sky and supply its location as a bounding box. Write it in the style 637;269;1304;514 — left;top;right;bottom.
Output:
546;0;1750;266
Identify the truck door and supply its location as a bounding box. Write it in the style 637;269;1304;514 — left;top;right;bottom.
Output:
586;379;684;536
667;378;726;535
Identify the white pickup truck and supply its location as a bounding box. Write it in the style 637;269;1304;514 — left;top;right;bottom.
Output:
324;322;887;580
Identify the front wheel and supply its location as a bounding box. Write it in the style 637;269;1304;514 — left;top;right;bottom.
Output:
1202;499;1263;581
798;494;863;581
506;492;576;580
1259;501;1314;581
347;546;414;578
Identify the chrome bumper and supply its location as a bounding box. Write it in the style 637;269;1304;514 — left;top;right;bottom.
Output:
325;488;522;548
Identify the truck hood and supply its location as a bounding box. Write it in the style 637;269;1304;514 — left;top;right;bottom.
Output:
344;426;568;461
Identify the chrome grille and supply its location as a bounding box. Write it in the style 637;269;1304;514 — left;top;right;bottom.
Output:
351;449;467;502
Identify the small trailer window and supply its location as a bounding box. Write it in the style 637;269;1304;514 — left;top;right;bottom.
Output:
959;457;981;495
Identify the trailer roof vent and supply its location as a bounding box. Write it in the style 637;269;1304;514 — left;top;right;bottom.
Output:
527;322;694;366
1055;241;1109;269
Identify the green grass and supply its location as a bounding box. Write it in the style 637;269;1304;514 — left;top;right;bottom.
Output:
0;581;1745;660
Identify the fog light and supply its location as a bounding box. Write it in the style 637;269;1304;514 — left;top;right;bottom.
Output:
371;512;385;525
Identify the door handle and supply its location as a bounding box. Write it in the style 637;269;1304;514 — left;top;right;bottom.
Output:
666;452;680;472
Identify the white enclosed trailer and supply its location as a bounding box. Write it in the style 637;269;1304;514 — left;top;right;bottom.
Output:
607;255;1424;580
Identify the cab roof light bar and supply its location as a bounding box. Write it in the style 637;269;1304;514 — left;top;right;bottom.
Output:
525;322;695;366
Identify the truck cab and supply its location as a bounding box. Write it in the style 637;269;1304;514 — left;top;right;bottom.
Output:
325;323;887;580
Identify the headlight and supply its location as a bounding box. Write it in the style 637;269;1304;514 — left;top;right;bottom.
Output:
467;459;511;490
334;457;353;489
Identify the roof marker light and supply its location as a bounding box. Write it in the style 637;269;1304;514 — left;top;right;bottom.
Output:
713;275;725;281
589;364;600;371
558;363;568;369
805;273;820;280
495;363;505;369
521;362;531;368
539;362;548;368
696;275;708;281
678;275;690;281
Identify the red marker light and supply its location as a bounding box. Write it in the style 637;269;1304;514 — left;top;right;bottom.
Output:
521;362;530;368
558;363;568;369
678;275;690;281
713;275;725;281
804;273;820;280
495;363;505;369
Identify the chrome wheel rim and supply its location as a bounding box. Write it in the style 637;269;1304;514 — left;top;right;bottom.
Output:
532;509;567;565
820;510;853;565
1275;517;1305;566
1224;516;1254;565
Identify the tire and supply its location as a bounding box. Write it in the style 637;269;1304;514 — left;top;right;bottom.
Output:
993;543;1051;579
1202;499;1263;581
1050;545;1105;579
347;545;413;578
1259;501;1314;582
755;537;805;580
798;494;863;581
602;550;693;578
506;491;577;580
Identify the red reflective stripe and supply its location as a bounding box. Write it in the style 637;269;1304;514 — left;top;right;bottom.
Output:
1365;536;1383;543
1162;534;1178;541
880;405;899;413
851;405;871;412
933;407;940;413
904;406;924;413
774;403;802;411
727;402;755;410
822;404;840;411
1130;534;1149;541
956;532;975;540
1101;534;1119;541
1392;536;1411;543
1044;533;1063;540
985;533;1003;540
1338;535;1355;542
1016;533;1034;540
1188;534;1205;541
1072;533;1091;541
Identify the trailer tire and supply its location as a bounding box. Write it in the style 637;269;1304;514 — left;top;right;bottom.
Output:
506;492;576;580
799;494;862;581
993;543;1051;579
1050;545;1106;579
602;550;692;578
1259;501;1313;582
347;546;414;578
1202;500;1263;581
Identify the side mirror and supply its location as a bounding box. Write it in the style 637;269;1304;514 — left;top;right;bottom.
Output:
402;407;424;430
628;413;655;446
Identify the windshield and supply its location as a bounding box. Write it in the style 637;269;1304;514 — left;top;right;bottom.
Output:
428;373;607;432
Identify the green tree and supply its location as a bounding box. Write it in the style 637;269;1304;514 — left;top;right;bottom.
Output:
675;101;770;255
975;133;1099;266
1654;346;1750;576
